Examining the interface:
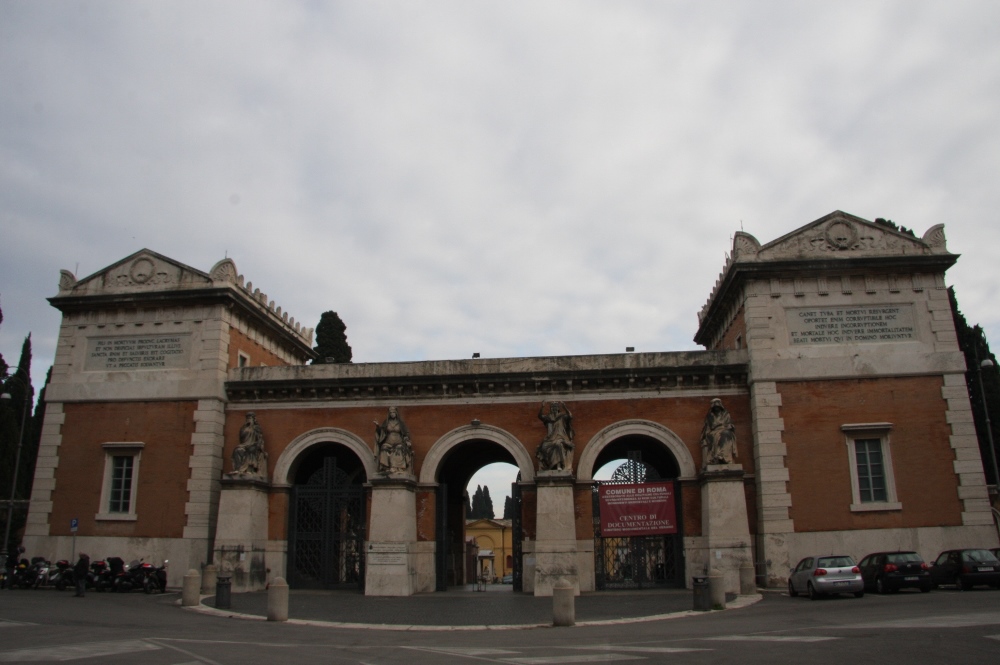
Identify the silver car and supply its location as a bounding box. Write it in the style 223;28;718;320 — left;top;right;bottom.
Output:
788;555;865;600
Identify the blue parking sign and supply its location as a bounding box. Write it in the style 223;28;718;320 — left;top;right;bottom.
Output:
70;518;78;532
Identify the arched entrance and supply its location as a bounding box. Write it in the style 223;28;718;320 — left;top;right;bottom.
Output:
421;424;533;592
582;421;694;590
285;442;369;590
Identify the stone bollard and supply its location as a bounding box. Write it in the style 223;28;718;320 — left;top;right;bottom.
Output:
708;569;726;609
552;584;575;627
740;562;756;595
267;577;289;622
181;569;201;607
201;564;217;595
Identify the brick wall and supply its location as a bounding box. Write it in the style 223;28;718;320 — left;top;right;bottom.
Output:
51;401;197;539
780;376;963;532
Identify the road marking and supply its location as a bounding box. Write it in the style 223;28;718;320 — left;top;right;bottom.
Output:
407;647;521;656
0;620;35;628
704;635;840;642
569;646;710;653
504;657;645;664
985;635;1000;641
0;639;161;662
844;613;1000;629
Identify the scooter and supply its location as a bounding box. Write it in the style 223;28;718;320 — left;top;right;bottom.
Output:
141;560;168;593
88;559;114;592
51;560;75;591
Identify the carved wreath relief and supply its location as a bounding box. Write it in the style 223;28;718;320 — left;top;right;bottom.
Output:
536;401;575;473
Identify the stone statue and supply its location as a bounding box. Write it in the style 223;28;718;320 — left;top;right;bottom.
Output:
700;398;737;466
536;401;575;472
375;406;414;475
228;411;268;479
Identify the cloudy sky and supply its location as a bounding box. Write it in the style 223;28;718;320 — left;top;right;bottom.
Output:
3;1;1000;509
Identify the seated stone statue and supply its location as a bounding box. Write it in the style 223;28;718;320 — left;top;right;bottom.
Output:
228;411;268;480
700;398;737;466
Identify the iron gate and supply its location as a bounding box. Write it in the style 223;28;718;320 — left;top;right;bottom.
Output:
288;456;365;591
511;480;523;592
592;457;684;590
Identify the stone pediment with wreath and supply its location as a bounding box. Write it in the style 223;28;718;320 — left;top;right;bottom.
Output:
55;249;233;296
731;210;948;263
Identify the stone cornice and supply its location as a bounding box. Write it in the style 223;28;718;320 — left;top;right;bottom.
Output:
226;351;749;404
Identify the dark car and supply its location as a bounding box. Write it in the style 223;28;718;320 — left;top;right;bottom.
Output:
858;551;932;594
929;549;1000;590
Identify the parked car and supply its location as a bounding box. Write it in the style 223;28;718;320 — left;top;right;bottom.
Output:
788;555;864;600
929;549;1000;590
858;551;932;594
501;574;513;584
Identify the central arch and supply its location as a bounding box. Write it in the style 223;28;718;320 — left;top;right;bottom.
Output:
577;419;697;481
421;424;532;591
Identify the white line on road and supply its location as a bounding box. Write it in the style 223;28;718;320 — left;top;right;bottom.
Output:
504;656;646;664
568;646;711;653
0;639;161;662
704;635;840;642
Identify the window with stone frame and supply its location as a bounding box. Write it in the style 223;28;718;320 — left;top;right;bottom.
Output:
842;423;901;512
96;442;144;521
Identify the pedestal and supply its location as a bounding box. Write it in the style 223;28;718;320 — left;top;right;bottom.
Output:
214;478;269;592
533;471;579;597
365;474;418;596
701;464;753;595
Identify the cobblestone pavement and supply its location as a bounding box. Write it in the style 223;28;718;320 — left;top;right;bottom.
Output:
199;584;722;629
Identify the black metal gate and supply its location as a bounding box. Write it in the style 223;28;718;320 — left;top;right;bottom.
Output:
593;456;684;590
288;456;365;591
511;480;523;592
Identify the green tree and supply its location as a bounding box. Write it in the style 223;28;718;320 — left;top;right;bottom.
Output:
1;333;34;555
311;311;353;364
949;287;1000;486
502;495;514;520
481;485;494;520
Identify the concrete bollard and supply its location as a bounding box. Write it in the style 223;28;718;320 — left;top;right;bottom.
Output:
267;577;289;622
740;563;756;595
181;569;201;607
201;564;217;595
708;569;726;609
552;584;575;627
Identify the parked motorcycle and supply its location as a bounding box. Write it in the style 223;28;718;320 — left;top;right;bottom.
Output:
88;559;114;592
27;557;52;589
141;560;168;593
50;560;75;591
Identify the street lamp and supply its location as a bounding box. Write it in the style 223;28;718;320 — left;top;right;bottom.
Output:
974;356;1000;494
1;372;31;564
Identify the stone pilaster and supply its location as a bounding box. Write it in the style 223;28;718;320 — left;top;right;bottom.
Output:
183;399;226;542
366;475;418;596
941;373;994;525
700;464;753;594
533;471;579;597
749;380;793;586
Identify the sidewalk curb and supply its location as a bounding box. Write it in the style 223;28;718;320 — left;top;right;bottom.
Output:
180;593;764;632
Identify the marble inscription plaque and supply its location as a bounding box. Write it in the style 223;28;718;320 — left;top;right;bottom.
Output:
787;304;916;345
368;542;407;565
85;334;192;371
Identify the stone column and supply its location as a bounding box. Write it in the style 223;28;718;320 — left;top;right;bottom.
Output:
365;475;418;596
533;471;579;597
213;478;269;592
700;463;753;595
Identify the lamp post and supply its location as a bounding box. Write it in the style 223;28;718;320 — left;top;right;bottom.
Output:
1;373;31;564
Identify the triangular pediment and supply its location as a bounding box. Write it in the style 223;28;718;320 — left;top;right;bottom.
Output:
57;249;212;296
733;211;948;262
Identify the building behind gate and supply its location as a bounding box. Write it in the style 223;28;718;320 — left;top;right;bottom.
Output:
22;211;999;594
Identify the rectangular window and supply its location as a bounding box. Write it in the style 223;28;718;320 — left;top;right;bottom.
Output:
854;439;887;502
97;442;143;521
109;455;134;513
842;423;901;512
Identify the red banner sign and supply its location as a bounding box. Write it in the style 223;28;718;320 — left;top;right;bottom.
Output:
599;481;677;536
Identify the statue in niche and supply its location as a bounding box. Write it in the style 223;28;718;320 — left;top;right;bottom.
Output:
228;411;268;480
375;406;414;475
536;401;575;472
700;398;738;467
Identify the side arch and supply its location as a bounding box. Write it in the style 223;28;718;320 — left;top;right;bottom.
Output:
272;427;376;488
576;419;697;482
419;424;535;484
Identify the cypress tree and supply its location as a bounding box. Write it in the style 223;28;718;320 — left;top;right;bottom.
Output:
311;311;353;364
949;287;1000;485
482;485;494;520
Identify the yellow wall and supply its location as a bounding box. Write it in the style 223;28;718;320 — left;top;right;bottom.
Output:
465;519;514;581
